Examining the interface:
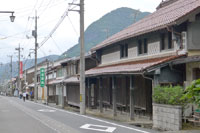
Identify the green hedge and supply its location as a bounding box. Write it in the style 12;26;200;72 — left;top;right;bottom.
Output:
153;85;185;105
182;79;200;108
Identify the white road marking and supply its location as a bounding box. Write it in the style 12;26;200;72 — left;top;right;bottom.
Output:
25;99;151;133
80;124;116;132
38;109;56;112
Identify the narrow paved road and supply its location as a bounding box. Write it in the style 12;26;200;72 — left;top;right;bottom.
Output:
0;96;157;133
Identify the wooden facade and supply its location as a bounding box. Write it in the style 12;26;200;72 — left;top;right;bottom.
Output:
87;75;152;117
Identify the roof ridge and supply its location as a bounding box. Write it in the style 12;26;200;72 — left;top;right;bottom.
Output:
92;0;200;51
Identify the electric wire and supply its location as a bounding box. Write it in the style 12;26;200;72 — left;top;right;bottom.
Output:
19;0;69;63
50;37;63;53
38;0;77;50
67;15;78;36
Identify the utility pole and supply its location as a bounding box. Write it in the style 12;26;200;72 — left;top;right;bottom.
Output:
32;10;38;102
7;55;13;96
79;0;85;115
46;59;49;105
15;44;23;95
69;0;85;114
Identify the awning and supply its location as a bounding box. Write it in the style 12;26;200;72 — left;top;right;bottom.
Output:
63;76;79;84
172;55;200;65
48;78;64;85
85;55;185;77
27;83;39;88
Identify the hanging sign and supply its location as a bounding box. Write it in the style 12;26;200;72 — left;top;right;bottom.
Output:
40;68;45;87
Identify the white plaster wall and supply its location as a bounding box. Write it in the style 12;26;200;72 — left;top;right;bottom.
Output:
128;41;138;59
101;45;120;64
100;33;177;66
186;62;200;82
148;40;160;55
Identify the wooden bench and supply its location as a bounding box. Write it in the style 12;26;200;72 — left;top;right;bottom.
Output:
102;101;111;110
116;103;127;113
134;106;146;115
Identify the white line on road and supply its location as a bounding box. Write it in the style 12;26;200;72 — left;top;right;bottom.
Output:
26;99;151;133
38;109;56;112
80;124;116;132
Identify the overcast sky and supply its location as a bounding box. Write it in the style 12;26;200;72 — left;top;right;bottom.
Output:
0;0;161;64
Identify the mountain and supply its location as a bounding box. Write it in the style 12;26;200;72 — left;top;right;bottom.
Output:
61;7;150;58
0;55;59;82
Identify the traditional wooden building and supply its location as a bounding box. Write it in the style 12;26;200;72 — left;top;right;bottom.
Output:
60;53;97;107
85;0;200;119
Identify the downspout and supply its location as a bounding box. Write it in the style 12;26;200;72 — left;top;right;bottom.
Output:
141;71;154;82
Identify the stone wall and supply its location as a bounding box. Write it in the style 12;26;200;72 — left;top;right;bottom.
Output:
153;103;182;131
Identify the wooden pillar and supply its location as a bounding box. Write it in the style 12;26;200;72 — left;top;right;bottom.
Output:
112;76;117;117
130;75;135;120
61;83;64;109
55;85;58;105
87;78;91;110
153;75;159;95
65;84;68;106
99;77;103;113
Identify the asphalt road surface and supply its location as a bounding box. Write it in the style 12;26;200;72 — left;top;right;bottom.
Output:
0;96;157;133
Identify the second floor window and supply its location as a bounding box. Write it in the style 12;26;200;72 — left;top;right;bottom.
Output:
120;43;128;58
57;68;63;77
138;38;148;55
161;32;172;50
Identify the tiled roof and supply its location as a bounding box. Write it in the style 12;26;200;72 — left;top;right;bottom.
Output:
92;0;200;51
85;55;185;77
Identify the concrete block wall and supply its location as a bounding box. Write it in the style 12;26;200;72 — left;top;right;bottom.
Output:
153;103;182;131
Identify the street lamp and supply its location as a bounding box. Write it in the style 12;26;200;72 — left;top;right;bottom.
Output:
10;12;15;22
0;11;15;22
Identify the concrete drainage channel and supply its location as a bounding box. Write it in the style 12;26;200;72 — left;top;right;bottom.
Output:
130;123;153;129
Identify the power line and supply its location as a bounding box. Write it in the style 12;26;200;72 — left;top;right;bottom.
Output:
37;6;69;50
38;0;78;50
38;47;47;57
67;15;78;36
50;37;63;53
16;0;75;68
38;0;53;17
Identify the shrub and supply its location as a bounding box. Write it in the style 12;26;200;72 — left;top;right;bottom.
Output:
181;79;200;108
153;85;185;105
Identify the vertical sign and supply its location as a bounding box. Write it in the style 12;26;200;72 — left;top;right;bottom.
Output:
40;68;45;87
20;61;23;79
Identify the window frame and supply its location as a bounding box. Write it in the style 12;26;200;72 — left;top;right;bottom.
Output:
160;32;173;51
120;43;128;59
138;38;148;55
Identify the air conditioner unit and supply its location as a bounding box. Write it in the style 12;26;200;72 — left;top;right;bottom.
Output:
181;32;187;51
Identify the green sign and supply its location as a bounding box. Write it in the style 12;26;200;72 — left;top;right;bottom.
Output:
40;68;45;87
